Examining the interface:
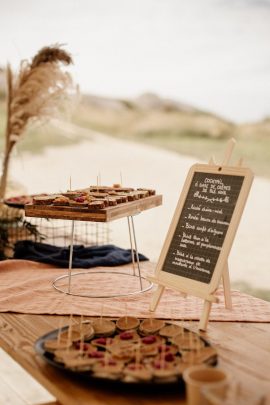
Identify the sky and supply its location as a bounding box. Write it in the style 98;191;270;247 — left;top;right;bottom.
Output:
0;0;270;123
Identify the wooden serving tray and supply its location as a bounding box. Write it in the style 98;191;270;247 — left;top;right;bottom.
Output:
25;195;162;222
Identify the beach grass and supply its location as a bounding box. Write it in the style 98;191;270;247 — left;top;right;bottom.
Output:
0;102;86;154
131;131;270;179
71;99;270;179
0;102;5;139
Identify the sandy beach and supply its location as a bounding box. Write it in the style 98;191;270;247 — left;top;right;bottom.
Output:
7;128;270;290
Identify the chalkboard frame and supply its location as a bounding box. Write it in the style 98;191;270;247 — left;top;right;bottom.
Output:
149;163;253;328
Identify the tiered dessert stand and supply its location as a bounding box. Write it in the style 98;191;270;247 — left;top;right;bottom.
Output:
25;193;162;298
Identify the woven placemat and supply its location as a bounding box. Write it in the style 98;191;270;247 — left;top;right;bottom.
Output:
0;260;270;322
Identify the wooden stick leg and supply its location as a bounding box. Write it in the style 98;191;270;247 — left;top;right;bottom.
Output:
222;138;236;166
222;263;232;310
199;300;212;331
149;285;165;312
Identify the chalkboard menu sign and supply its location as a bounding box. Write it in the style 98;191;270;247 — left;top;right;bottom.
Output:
162;172;244;284
149;155;253;331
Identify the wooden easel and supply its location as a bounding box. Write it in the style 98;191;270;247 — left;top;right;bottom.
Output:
205;140;236;316
198;260;232;331
149;139;253;330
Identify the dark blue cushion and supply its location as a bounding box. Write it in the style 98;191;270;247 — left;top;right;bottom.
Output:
14;240;148;268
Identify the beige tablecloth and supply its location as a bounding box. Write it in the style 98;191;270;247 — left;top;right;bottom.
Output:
0;260;270;322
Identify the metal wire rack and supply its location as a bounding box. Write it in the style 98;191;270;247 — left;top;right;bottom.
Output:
1;204;153;298
0;203;111;259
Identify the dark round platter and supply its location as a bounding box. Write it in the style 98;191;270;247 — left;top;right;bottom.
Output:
35;319;218;388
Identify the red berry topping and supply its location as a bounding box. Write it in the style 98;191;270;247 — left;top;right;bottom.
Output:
88;351;104;358
128;364;142;370
96;337;107;345
142;335;157;344
74;342;89;351
100;359;117;367
119;331;133;340
128;364;137;370
165;353;175;362
158;345;170;353
153;360;168;369
75;196;85;202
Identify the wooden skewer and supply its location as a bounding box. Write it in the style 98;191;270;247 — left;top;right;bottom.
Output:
237;157;243;167
69;176;72;191
149;311;153;327
196;335;201;356
120;171;123;187
104;339;108;368
124;302;128;327
208;156;216;165
67;314;73;351
181;350;187;364
80;314;84;329
95;172;99;239
99;303;104;325
170;308;174;323
135;342;140;369
96;174;101;192
79;315;84;356
189;320;194;364
181;318;185;337
57;317;64;347
161;343;166;369
222;138;236;166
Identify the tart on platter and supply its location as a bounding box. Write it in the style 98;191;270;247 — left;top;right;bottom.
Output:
4;194;48;208
35;316;217;386
27;185;157;211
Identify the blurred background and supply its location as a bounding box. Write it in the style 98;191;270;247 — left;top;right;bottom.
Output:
0;0;270;299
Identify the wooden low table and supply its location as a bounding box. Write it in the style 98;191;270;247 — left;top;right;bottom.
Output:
0;312;270;405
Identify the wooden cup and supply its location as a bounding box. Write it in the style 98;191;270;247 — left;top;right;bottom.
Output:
183;365;229;405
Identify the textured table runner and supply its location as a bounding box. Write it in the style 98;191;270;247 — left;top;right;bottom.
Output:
0;259;270;322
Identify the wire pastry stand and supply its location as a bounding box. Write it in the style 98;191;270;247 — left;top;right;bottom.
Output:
52;215;153;298
25;195;162;298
